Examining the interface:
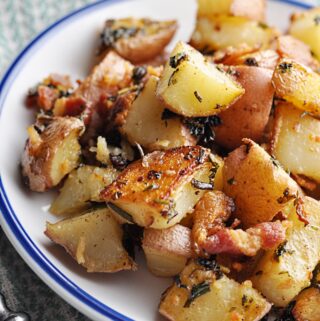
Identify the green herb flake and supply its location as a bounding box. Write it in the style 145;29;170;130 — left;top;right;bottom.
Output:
107;203;134;223
168;68;179;86
169;52;188;68
184;282;211;307
258;22;268;29
191;178;214;191
278;62;293;73
227;177;236;185
194;91;203;103
144;183;159;191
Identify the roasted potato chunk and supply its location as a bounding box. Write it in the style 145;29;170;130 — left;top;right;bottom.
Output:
289;7;320;61
98;18;177;63
271;103;320;183
223;139;301;227
274;35;319;69
122;76;195;150
251;197;320;307
197;0;266;22
101;146;216;229
45;208;136;272
190;15;278;52
292;287;320;321
142;224;192;277
272;58;320;117
157;41;244;117
21;116;84;192
215;65;274;150
159;259;271;321
50;165;119;215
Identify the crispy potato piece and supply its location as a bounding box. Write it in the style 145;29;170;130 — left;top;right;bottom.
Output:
289;8;320;61
292;287;320;321
223;139;302;227
274;35;319;70
230;49;280;70
271;103;320;183
190;15;278;52
251;197;320;307
101;146;216;229
142;224;192;277
159;259;271;321
197;0;266;22
121;76;195;150
272;58;320;117
157;42;244;117
45;208;136;272
50;165;119;215
192;191;234;254
99;18;177;63
215;65;274;150
21;116;84;192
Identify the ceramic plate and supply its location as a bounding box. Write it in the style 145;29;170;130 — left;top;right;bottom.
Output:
0;0;312;320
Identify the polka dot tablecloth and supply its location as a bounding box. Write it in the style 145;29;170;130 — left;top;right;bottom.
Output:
0;0;318;320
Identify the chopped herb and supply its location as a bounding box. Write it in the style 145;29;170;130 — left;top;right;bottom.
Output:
107;203;134;223
169;52;188;68
168;68;179;86
278;62;293;73
132;66;147;84
173;275;187;289
209;161;219;183
271;155;282;168
314;15;320;25
147;170;162;180
194;91;202;103
244;57;259;67
191;178;214;190
227;177;235;185
154;199;170;205
110;154;129;171
274;241;294;261
197;256;223;279
184;282;211;307
144;183;159;191
258;22;268;29
241;295;248;306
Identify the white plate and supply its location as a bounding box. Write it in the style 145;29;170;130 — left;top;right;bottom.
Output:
0;1;312;320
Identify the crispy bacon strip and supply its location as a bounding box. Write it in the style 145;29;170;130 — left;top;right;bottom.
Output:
203;221;287;257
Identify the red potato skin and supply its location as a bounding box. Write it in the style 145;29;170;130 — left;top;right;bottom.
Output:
214;66;274;150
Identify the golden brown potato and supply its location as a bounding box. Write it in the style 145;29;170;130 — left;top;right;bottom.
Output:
190;15;278;52
159;259;271;321
274;35;319;70
289;7;320;61
251;197;320;307
271;103;320;183
45;208;136;272
98;18;177;63
142;224;192;277
223;139;302;227
272;58;320;117
292;287;320;321
157;41;244;117
21;116;84;192
197;0;266;22
214;65;274;150
121;76;195;150
101;146;217;229
50;165;119;215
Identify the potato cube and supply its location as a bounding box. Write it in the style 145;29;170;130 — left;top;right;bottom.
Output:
21;116;84;192
271;103;320;183
251;197;320;307
142;224;192;277
101;146;217;229
190;15;278;52
159;259;271;321
197;0;266;22
50;165;119;215
45;208;136;272
223;139;302;227
290;8;320;61
272;58;320;117
122;76;195;151
157;41;244;117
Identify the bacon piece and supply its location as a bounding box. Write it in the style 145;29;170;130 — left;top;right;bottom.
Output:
203;221;287;257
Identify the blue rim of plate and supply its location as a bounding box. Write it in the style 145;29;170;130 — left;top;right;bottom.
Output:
0;0;313;320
